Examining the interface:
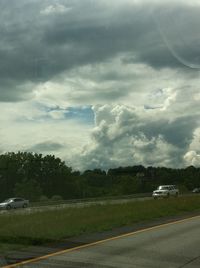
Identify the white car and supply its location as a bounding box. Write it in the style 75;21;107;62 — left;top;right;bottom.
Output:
152;185;179;199
0;198;29;210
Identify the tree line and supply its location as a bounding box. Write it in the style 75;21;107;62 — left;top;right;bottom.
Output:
0;152;199;201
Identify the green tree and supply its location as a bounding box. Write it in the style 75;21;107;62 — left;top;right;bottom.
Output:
14;179;42;201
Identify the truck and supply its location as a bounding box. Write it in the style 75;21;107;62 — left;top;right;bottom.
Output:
152;185;179;199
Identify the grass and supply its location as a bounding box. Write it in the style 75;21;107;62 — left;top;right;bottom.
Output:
0;243;25;254
0;195;200;253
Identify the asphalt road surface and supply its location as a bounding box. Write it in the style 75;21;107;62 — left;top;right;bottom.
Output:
0;197;152;215
0;194;194;215
4;215;200;268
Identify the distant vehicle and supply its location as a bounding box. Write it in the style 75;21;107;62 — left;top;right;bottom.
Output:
192;188;200;193
0;198;29;210
152;185;179;199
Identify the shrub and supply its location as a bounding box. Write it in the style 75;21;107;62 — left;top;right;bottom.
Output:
51;195;63;201
39;195;49;202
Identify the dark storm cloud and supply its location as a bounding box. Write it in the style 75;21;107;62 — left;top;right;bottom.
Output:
142;116;198;148
108;114;197;151
42;5;179;69
0;0;200;102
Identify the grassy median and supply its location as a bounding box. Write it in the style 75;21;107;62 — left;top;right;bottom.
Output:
0;195;200;253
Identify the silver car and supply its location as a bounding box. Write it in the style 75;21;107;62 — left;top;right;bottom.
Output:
0;198;29;210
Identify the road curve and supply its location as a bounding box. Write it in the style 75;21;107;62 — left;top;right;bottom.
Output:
4;215;200;268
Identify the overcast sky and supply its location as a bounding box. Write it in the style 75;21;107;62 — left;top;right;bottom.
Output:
1;0;200;170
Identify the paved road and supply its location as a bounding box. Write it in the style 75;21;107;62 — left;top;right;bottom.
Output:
0;194;194;215
0;197;152;215
6;215;200;268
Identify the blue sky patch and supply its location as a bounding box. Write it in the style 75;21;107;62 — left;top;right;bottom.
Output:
48;106;94;124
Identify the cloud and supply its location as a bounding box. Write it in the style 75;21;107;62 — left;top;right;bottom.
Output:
183;127;200;166
40;3;71;15
0;103;92;164
145;87;177;110
184;151;200;166
0;0;200;170
48;106;94;123
72;104;197;170
29;141;64;152
1;0;200;103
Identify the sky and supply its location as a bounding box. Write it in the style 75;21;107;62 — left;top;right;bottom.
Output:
1;0;200;170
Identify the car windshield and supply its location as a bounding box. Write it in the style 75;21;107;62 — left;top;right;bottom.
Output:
158;186;170;190
3;199;12;203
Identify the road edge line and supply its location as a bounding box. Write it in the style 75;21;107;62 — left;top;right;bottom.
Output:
3;214;200;268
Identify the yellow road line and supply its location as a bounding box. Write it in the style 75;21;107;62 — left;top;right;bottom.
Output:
3;214;200;268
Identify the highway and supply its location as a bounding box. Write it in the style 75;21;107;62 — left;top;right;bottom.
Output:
0;193;194;215
4;215;200;268
0;194;194;215
0;196;152;215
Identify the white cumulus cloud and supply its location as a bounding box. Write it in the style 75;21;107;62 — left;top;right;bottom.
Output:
41;3;71;15
74;104;184;170
184;151;200;166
